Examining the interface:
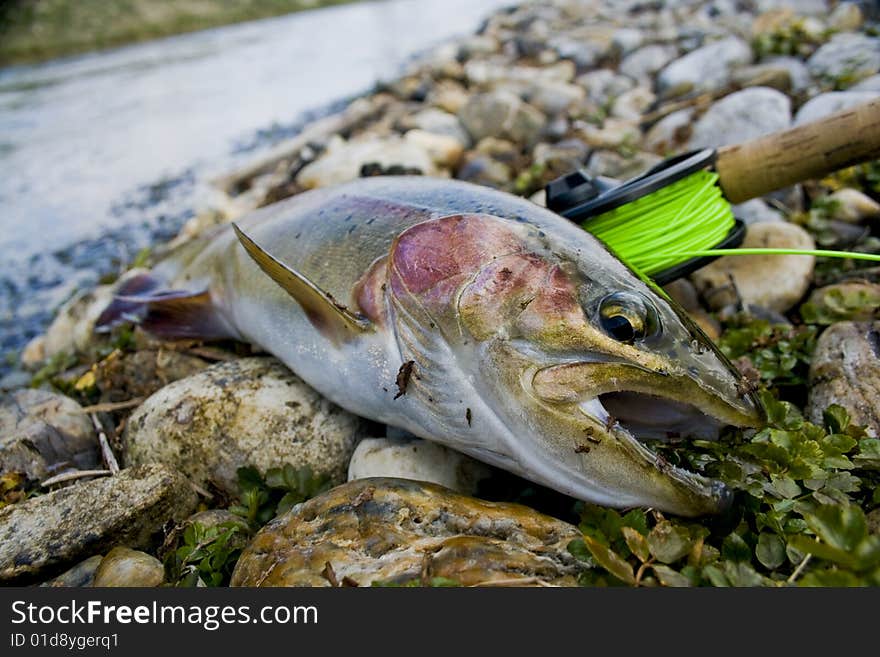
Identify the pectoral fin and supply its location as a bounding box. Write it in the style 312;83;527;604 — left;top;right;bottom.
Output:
232;223;372;342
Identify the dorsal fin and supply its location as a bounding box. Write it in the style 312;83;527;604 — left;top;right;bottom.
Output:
232;222;372;342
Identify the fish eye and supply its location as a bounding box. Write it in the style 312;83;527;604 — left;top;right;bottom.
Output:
598;292;659;343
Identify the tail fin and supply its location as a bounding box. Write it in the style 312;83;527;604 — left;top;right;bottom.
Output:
96;272;235;340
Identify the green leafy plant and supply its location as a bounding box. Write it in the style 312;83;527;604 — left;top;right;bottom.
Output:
229;464;331;529
513;162;546;196
718;316;817;388
752;18;828;60
821;160;880;196
164;521;244;587
29;351;78;390
568;396;880;587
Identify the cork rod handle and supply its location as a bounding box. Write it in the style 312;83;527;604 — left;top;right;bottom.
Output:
715;98;880;204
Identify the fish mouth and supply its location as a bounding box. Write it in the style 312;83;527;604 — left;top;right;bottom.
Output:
532;360;764;435
597;391;729;443
574;392;737;515
528;361;764;515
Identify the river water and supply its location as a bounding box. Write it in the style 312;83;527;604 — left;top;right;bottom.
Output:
0;0;514;372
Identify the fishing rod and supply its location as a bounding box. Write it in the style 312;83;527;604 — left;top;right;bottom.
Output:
546;98;880;285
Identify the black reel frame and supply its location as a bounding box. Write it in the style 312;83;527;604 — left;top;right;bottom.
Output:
545;148;746;286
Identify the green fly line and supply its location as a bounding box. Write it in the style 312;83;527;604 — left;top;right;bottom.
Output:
585;168;880;276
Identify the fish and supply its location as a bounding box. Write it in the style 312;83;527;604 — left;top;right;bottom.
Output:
97;176;763;516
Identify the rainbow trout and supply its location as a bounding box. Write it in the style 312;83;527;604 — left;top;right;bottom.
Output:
99;176;762;516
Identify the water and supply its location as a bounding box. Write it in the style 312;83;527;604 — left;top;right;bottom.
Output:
0;0;513;369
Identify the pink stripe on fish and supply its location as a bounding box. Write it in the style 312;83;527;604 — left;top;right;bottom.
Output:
388;214;525;314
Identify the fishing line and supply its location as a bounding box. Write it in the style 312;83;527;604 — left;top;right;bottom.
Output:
545;149;880;284
642;248;880;263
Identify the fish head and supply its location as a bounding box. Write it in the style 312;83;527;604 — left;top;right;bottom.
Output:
388;212;763;517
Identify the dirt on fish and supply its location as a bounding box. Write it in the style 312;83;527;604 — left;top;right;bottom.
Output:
394;360;415;399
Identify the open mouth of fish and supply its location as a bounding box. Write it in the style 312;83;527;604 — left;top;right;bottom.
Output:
594;392;727;443
536;364;761;513
569;389;738;512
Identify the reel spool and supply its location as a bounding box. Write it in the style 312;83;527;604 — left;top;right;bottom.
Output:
545;98;880;283
546;149;745;285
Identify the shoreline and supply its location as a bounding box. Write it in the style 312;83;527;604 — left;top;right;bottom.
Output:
0;0;360;67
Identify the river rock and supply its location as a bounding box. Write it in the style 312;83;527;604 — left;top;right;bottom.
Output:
751;8;825;49
687;87;791;150
576;69;635;106
0;464;197;584
664;278;701;312
529;189;547;207
89;347;209;404
763;56;812;92
851;74;880;92
20;336;46;369
524;79;586;115
428;80;470;114
732;199;785;224
296;135;435;189
800;282;880;324
585;150;661;180
92;547;165;587
611;28;644;57
575;118;640;150
458;91;546;146
0;370;30;392
691;222;815;312
532;139;591;178
456;153;512;189
644;109;694;155
347;436;492;495
754;0;828;14
403;129;464;168
40;555;103;587
536;60;578;84
464;60;575;88
657;37;753;97
825;188;880;223
828;2;864;32
611;86;656;121
662;279;721;340
459;34;499;58
473;136;520;163
42;284;116;360
402;108;470;146
230;478;588;587
807;33;880;88
123;357;364;495
794;90;880;125
619;45;679;82
0;388;98;481
808;321;880;436
551;37;601;69
730;61;800;93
